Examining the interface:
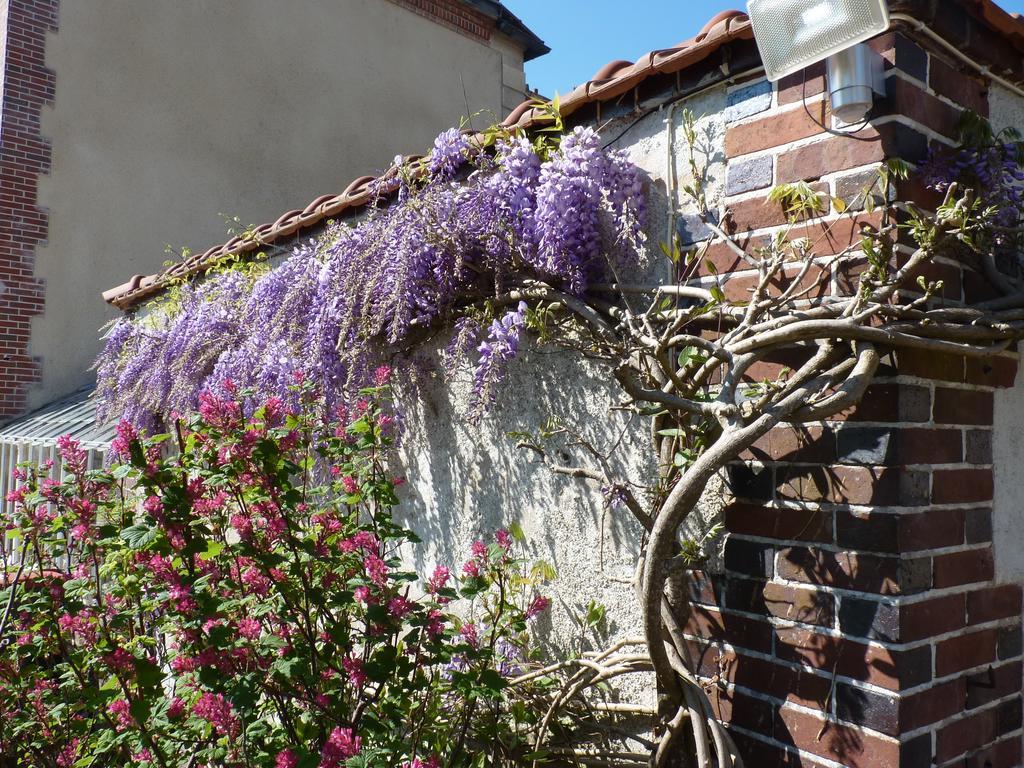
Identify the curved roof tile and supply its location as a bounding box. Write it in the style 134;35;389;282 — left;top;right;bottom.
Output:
103;2;1024;309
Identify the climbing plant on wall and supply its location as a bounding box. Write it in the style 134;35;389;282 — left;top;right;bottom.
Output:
94;115;646;430
48;107;1024;767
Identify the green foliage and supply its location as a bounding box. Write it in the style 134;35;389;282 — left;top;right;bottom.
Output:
766;181;827;222
0;382;561;767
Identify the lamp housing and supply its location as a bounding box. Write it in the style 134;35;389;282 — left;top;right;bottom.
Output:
827;43;886;122
746;0;890;82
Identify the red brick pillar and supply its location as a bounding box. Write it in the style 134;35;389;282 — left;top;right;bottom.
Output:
0;0;56;421
681;30;1024;767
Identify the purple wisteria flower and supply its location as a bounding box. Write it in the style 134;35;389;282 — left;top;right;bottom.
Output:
469;301;528;422
95;125;647;428
535;127;605;293
923;142;1024;229
427;127;470;182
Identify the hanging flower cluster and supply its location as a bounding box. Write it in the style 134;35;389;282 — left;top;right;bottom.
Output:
470;301;527;420
923;141;1024;228
96;126;646;429
0;380;559;766
921;112;1024;232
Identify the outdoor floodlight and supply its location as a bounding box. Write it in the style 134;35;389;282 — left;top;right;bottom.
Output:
747;0;890;122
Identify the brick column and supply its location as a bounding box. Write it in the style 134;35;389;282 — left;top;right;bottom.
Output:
679;31;1024;767
0;0;57;420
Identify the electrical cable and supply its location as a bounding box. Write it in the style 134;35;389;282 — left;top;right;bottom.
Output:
600;65;767;148
801;65;878;141
889;12;1024;101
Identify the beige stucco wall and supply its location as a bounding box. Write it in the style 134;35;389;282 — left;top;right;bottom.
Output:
987;84;1024;585
30;0;529;410
392;86;729;701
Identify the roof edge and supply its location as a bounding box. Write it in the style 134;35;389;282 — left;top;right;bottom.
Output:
461;0;550;61
103;10;754;311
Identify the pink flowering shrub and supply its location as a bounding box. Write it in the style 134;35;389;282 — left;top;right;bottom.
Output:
0;379;555;766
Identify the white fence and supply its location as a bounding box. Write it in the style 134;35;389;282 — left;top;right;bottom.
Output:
0;387;112;567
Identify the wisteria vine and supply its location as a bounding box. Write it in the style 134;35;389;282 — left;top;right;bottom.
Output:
921;111;1024;231
96;125;646;429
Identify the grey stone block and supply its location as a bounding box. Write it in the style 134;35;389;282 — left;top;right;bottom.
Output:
966;508;994;544
836;427;896;466
899;556;933;594
726;155;773;196
839;596;899;642
723;536;774;579
836;683;899;736
899;385;933;422
998;626;1023;660
899;470;931;507
724;79;772;122
676;212;714;245
966;429;993;464
835;168;890;212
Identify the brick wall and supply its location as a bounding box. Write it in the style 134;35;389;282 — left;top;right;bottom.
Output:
387;0;492;44
0;0;56;421
679;31;1024;767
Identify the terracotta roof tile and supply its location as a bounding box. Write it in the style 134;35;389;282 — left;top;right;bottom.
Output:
103;2;1024;310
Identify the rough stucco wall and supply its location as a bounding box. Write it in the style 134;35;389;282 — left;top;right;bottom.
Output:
988;84;1024;585
31;0;523;410
994;364;1024;583
393;86;729;700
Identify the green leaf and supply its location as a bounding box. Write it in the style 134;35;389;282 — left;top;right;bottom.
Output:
100;675;121;692
111;464;133;480
200;539;224;561
677;345;704;369
120;523;157;549
272;656;303;680
531;560;557;582
134;658;163;691
129;696;151;724
508;521;526;543
478;668;507;696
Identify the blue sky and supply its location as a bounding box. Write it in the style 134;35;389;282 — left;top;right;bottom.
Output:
507;0;1024;98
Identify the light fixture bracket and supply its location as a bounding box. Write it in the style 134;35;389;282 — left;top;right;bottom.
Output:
827;43;887;124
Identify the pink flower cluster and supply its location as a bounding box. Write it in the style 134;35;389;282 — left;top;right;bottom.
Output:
426;564;450;597
459;622;480;648
57;611;96;644
343;655;366;688
197;389;242;430
320;726;361;767
107;698;133;732
192;692;240;739
364;554;389;588
526;595;552;620
237;617;262;640
109;420;138;461
55;434;88;477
